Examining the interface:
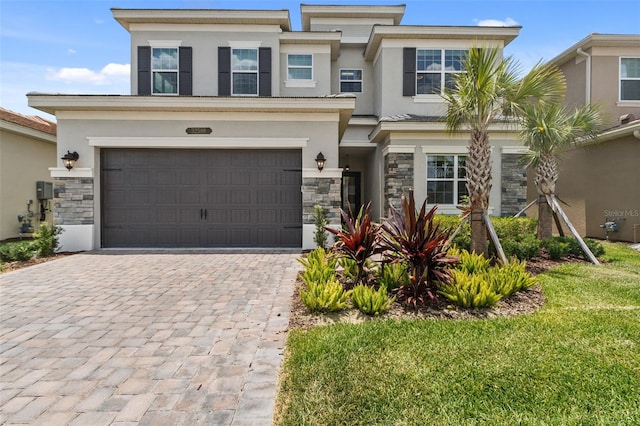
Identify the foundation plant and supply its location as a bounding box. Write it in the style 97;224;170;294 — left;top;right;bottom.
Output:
299;192;543;314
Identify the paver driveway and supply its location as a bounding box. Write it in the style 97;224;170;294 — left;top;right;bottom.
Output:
0;250;300;425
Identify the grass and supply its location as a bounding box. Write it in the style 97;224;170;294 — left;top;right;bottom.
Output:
275;242;640;425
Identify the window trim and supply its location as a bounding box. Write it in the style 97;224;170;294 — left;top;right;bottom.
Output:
151;47;179;96
231;47;259;96
416;49;467;96
619;56;640;102
339;68;363;94
426;154;467;206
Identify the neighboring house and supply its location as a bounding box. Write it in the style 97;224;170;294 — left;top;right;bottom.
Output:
526;34;640;243
28;4;527;251
0;108;57;241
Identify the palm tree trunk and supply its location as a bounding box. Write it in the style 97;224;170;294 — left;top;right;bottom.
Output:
466;129;491;256
534;154;558;240
537;195;553;239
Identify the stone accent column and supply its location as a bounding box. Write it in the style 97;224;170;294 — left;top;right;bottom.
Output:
302;177;341;225
384;152;413;216
501;154;527;216
53;177;94;225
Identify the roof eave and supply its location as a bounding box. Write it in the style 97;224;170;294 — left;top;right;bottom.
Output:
364;25;521;60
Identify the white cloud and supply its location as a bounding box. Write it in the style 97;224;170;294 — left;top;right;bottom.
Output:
67;49;76;55
46;63;130;85
476;17;519;27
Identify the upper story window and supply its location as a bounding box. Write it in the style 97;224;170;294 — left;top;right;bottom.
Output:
152;47;179;94
288;54;313;80
232;48;258;95
426;154;467;205
620;57;640;101
416;49;467;95
340;69;362;93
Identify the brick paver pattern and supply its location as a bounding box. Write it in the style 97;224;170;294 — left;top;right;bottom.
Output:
0;251;300;425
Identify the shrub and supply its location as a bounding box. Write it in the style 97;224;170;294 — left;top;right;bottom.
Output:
542;238;570;260
543;236;605;260
436;215;470;250
351;284;395;316
312;205;329;250
326;202;382;286
298;248;337;286
500;234;541;260
376;261;410;291
300;279;351;313
450;247;491;275
441;250;537;307
487;258;537;297
31;223;62;257
379;191;457;307
0;241;34;262
438;270;503;308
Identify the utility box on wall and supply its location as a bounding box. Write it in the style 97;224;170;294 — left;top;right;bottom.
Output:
36;181;53;200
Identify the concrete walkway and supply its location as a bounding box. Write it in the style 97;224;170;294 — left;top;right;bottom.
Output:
0;251;300;425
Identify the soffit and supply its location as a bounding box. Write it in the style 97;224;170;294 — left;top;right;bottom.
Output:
364;25;521;60
112;8;291;32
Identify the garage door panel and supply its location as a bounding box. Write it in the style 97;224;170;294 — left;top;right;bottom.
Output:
157;208;178;224
230;191;251;205
206;190;227;204
230;210;251;223
102;148;301;248
230;172;251;186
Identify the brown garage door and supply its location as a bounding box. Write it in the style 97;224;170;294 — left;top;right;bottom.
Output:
101;148;301;248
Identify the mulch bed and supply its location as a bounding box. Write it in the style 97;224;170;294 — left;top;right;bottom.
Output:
288;254;591;330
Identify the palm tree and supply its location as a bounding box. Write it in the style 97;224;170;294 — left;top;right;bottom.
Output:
442;47;565;257
520;102;602;239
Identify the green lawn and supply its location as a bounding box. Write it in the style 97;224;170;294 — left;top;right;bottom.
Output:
275;243;640;425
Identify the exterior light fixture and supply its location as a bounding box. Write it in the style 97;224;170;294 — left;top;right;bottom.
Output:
315;152;326;171
61;151;79;170
344;154;350;172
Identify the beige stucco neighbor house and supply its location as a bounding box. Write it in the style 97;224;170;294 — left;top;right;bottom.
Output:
28;4;529;251
0;108;57;241
526;34;640;243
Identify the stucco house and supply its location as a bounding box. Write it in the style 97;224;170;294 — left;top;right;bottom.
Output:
28;4;529;251
0;108;57;241
526;34;640;243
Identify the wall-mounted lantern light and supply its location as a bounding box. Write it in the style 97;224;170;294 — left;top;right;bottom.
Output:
315;152;326;171
61;151;79;170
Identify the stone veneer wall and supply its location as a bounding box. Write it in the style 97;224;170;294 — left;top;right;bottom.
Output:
384;153;413;216
501;154;527;216
302;177;341;224
53;177;94;225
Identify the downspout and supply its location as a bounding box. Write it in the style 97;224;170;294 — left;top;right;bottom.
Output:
576;48;591;104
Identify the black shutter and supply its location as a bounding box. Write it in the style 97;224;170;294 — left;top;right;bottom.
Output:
137;46;151;95
179;47;192;96
258;47;272;96
403;47;416;97
218;47;231;96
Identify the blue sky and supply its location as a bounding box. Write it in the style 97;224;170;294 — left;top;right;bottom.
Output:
1;0;639;120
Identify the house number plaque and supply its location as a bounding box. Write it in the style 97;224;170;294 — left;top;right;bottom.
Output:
186;127;212;135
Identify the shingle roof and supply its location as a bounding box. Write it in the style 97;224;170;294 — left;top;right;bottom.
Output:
0;107;57;136
379;113;443;122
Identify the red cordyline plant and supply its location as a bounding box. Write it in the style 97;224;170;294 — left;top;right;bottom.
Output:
326;202;382;287
379;191;458;307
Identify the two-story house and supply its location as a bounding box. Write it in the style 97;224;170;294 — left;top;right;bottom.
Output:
28;4;527;251
526;34;640;243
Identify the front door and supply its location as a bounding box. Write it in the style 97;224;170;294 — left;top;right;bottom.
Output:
341;171;361;215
